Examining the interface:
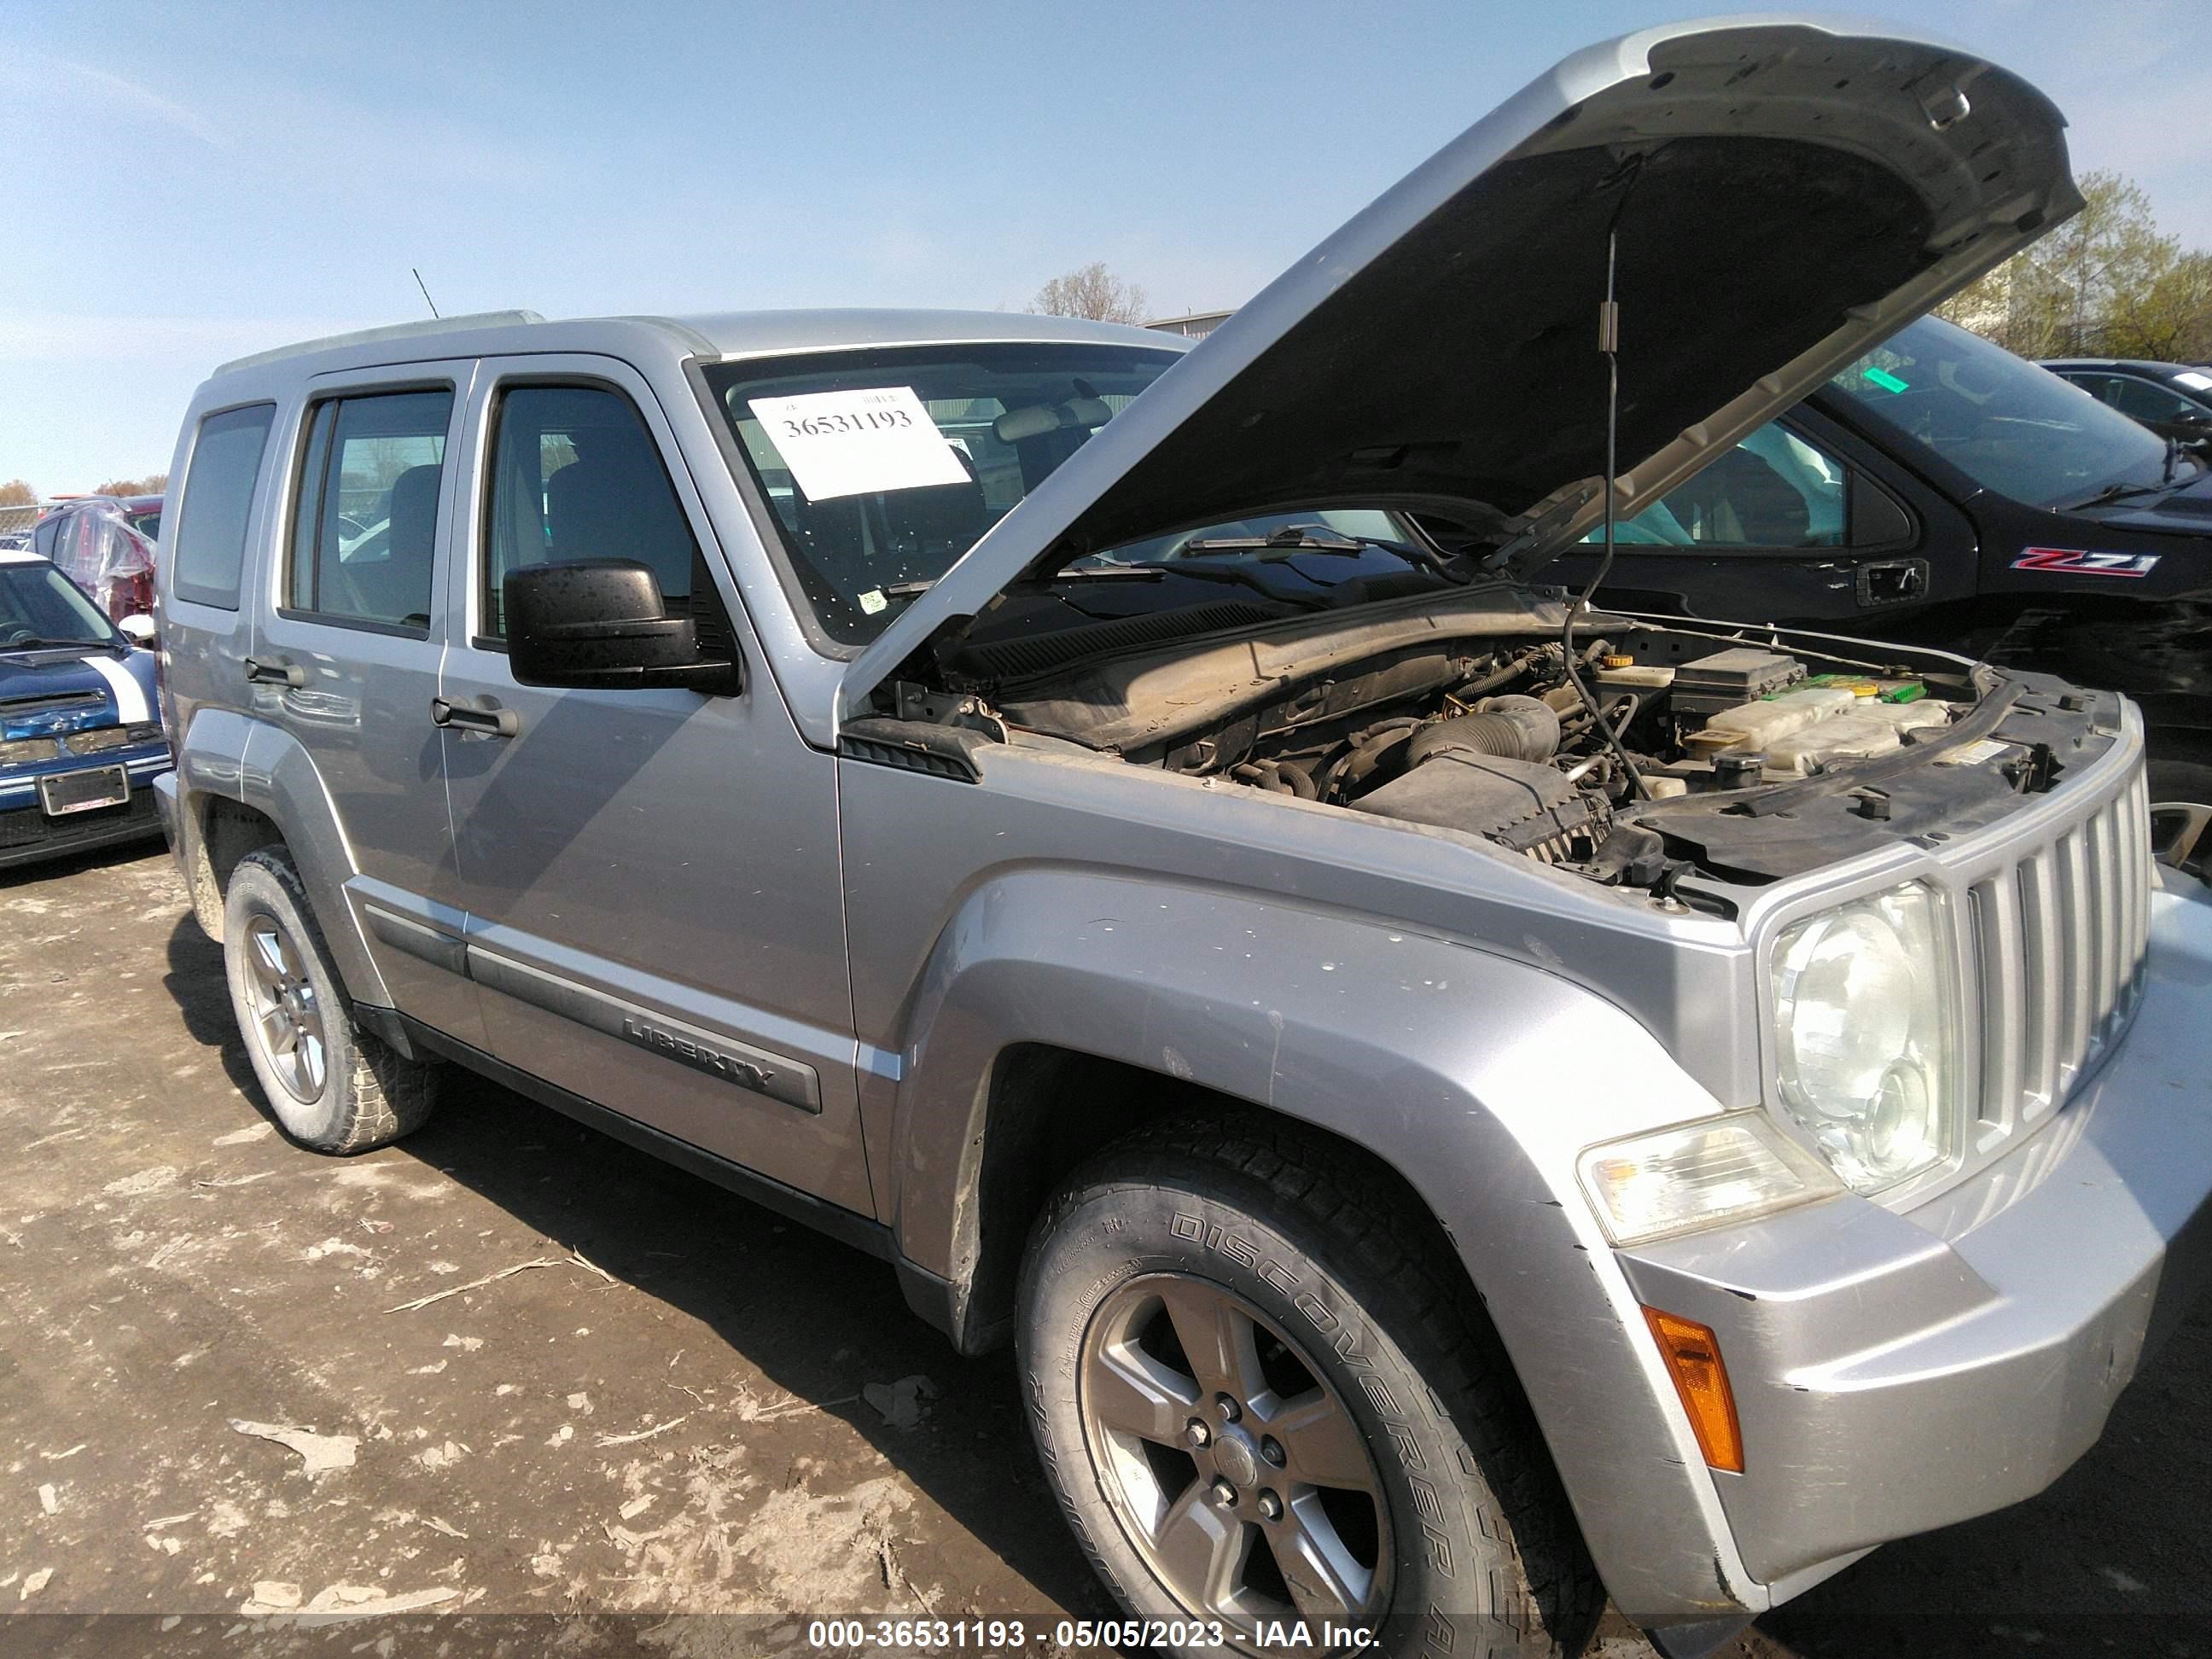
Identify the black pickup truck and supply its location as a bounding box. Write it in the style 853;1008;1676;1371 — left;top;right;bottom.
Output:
1548;312;2210;872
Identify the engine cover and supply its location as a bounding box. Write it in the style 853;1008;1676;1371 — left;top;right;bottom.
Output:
1356;751;1604;861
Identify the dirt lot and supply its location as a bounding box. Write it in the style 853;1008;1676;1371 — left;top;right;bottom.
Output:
2;843;2209;1658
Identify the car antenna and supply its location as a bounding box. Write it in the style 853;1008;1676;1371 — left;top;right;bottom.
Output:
1560;227;1650;801
411;268;441;319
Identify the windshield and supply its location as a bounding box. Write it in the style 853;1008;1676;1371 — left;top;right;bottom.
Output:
706;343;1183;644
0;561;118;649
1829;314;2177;509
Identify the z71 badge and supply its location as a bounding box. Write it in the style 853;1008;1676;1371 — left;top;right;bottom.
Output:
2012;547;2163;578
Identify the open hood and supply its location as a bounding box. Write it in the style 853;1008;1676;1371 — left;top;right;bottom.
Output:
841;14;2076;725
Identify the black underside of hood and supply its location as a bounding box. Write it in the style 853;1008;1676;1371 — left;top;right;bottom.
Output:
1054;135;1933;557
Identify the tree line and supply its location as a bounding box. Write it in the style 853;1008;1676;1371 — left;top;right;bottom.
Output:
1936;169;2212;363
0;475;167;508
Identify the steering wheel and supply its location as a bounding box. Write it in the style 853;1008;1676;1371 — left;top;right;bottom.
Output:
0;625;37;646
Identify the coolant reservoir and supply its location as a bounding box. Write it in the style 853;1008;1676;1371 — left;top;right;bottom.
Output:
1764;713;1904;775
1706;686;1857;746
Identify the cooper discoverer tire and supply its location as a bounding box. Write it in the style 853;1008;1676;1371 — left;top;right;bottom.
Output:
221;847;438;1154
1018;1114;1600;1657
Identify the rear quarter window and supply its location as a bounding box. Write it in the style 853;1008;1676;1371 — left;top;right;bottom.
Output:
171;404;277;609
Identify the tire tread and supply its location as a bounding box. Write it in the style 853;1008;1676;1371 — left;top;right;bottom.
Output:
228;848;437;1155
1033;1110;1604;1654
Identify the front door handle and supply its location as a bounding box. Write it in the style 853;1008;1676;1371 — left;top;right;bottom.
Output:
244;655;307;688
430;696;520;738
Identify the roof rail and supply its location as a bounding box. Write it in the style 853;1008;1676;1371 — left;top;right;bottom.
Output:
212;310;546;377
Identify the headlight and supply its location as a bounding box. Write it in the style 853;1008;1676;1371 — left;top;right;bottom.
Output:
1578;1112;1842;1245
1771;881;1959;1193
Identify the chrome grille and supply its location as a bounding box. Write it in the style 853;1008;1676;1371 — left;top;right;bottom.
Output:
1965;765;2151;1139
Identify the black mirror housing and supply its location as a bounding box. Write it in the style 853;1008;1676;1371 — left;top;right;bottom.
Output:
504;560;740;694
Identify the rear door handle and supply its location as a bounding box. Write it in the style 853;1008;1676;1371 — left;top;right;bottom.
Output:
430;696;520;738
244;655;307;688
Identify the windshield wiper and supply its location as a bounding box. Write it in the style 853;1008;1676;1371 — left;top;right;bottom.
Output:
2069;469;2185;509
1037;562;1327;609
1181;527;1368;554
0;637;84;651
1179;527;1470;582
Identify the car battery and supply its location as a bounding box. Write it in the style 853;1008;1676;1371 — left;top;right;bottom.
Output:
1673;648;1805;720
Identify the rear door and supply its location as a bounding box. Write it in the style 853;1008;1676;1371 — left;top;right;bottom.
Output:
436;355;870;1214
251;361;485;1045
1549;407;1981;628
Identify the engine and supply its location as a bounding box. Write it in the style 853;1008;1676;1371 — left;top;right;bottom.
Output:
1144;636;1969;881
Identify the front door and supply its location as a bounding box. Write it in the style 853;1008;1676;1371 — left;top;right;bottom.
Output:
1551;409;1979;630
436;356;870;1213
251;363;485;1047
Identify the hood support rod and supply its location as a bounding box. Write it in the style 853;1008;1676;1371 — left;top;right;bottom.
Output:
1560;227;1651;801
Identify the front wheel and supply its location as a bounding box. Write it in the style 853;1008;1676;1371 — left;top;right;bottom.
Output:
1018;1116;1599;1656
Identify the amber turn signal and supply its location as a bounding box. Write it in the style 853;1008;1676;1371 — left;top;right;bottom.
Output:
1643;1306;1743;1474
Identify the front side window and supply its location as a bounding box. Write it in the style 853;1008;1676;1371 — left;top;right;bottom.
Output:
171;403;276;608
288;389;452;631
2095;375;2202;423
1596;422;1848;548
480;384;696;639
1830;315;2178;509
703;344;1180;644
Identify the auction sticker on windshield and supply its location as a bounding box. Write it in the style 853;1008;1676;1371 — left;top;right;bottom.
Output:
746;387;968;502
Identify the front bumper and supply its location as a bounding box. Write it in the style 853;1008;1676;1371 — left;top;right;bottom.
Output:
0;755;171;871
1622;868;2212;1597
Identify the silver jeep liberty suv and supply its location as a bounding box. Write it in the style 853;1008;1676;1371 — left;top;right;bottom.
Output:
155;17;2212;1657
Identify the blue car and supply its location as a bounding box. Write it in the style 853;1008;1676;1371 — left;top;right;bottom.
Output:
0;550;171;870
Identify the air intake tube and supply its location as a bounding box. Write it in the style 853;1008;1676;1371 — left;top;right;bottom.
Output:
1405;695;1561;767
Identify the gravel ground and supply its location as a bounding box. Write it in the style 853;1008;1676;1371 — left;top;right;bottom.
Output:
1;842;2206;1659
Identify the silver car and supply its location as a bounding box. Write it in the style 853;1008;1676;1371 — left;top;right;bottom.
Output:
154;18;2212;1657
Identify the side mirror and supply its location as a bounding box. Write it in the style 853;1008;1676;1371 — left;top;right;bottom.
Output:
504;560;740;695
117;614;156;646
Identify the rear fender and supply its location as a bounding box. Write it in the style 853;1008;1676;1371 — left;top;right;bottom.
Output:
177;709;388;1007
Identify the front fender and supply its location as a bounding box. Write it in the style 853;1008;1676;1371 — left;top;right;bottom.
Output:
885;866;1764;1621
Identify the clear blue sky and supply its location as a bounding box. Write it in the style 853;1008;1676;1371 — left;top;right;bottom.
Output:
3;0;2203;493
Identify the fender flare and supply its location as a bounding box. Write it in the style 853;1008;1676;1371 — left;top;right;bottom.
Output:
882;866;1760;1620
176;708;390;1008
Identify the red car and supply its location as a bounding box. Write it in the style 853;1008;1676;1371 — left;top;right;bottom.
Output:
32;494;162;622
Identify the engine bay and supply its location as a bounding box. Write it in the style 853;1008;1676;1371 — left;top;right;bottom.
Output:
862;594;2122;902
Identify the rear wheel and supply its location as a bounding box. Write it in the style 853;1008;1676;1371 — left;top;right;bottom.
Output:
2149;758;2212;880
1018;1115;1599;1656
222;847;438;1153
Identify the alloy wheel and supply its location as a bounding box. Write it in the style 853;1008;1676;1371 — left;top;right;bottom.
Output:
242;916;327;1103
1079;1272;1391;1641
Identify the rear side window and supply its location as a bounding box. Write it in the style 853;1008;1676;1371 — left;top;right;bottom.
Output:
2096;375;2198;423
479;383;695;638
287;389;453;632
171;404;276;608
